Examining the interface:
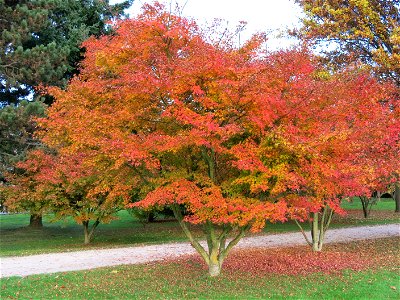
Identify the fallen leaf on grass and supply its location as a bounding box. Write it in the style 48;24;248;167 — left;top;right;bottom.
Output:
165;237;399;277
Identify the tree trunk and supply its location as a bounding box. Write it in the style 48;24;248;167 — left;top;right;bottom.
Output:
172;204;248;277
84;233;90;244
303;206;333;252
360;197;369;218
147;212;156;223
83;222;90;244
311;212;320;252
208;259;221;277
295;206;334;252
395;183;400;213
29;214;43;228
82;219;100;244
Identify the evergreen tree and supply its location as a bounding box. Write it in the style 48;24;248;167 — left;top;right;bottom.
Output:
0;0;132;105
0;101;46;181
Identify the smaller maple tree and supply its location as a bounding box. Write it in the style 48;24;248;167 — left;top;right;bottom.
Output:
42;4;290;276
41;152;133;244
231;50;399;251
4;148;135;244
2;149;53;227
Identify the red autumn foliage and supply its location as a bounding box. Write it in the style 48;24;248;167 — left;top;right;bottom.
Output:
41;3;398;229
3;147;136;243
25;2;397;272
173;237;399;276
2;149;55;215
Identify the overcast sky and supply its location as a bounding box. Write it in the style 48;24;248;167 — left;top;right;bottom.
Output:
110;0;304;50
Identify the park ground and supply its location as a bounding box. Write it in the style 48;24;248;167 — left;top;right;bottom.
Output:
1;237;399;299
1;198;399;299
0;198;398;257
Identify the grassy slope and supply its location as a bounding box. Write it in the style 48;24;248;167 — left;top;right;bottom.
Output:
1;199;398;257
1;237;399;299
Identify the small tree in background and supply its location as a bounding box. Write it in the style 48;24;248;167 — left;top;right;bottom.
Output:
3;149;53;228
4;148;135;243
42;153;132;244
241;50;398;251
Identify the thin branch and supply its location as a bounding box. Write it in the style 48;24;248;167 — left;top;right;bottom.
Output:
219;225;249;263
294;219;312;246
318;205;328;247
172;204;209;264
218;226;232;252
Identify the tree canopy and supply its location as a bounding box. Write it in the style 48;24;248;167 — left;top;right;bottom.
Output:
295;0;400;85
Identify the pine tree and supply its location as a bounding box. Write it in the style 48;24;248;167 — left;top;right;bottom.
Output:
0;0;132;105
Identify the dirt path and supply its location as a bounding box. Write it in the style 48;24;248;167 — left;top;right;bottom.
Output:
1;224;399;278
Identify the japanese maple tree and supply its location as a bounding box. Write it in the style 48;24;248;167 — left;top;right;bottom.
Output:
4;148;134;244
295;0;400;213
41;3;397;273
2;149;54;228
41;4;289;276
40;151;134;244
232;50;398;251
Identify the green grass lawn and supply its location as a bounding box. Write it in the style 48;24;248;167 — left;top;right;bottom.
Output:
3;267;398;299
1;198;398;257
0;211;196;257
1;237;399;299
341;197;396;211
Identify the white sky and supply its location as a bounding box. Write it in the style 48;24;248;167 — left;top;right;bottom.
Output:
110;0;304;50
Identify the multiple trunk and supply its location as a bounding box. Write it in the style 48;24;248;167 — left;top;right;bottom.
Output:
185;146;249;276
359;196;377;218
28;213;100;244
295;206;333;252
82;219;100;244
172;204;248;277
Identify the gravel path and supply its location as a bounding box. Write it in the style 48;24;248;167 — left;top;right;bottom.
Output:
1;224;399;278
